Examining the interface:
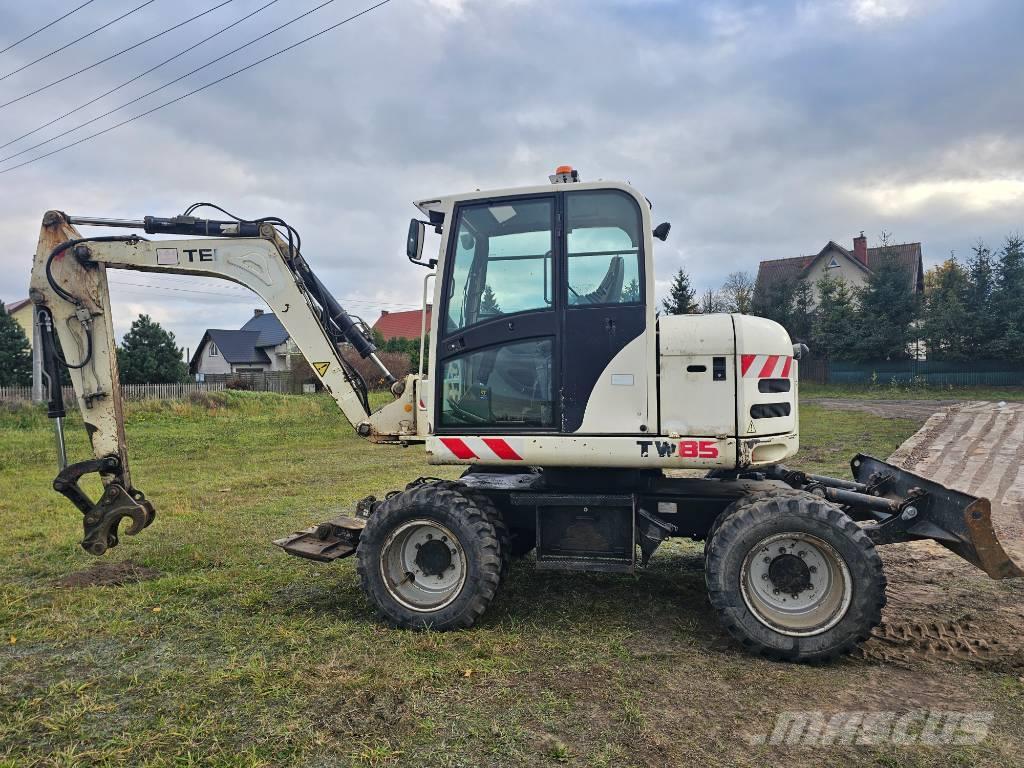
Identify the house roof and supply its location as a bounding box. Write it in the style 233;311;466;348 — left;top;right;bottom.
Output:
188;312;290;372
373;306;431;341
240;311;288;347
756;240;924;293
4;298;30;314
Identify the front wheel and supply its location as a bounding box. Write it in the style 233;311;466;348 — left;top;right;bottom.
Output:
356;485;503;630
705;494;886;661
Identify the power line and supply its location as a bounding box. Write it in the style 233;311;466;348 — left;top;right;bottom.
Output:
1;0;235;108
0;0;100;56
0;0;344;160
0;0;395;174
0;0;283;151
0;0;158;82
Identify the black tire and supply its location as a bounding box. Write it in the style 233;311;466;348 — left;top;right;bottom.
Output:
461;490;512;580
705;494;886;662
356;485;502;630
702;488;810;556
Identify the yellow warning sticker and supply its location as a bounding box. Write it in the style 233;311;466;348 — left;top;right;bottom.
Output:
313;362;330;377
746;420;756;433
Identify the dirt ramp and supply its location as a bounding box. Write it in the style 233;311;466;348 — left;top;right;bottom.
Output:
859;400;1024;668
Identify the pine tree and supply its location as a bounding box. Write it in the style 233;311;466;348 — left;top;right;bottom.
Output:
0;302;32;386
921;258;971;361
852;237;920;361
117;315;188;384
751;276;796;330
661;267;698;314
813;274;858;360
991;235;1024;362
480;284;502;316
963;242;997;355
788;279;815;344
622;278;641;303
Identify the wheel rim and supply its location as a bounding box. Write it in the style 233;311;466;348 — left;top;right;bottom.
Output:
379;519;467;612
739;532;853;636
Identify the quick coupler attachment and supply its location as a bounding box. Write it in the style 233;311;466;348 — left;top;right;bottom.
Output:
52;456;156;556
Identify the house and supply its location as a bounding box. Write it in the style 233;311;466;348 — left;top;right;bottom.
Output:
189;309;298;376
5;298;34;349
755;234;924;308
373;305;431;341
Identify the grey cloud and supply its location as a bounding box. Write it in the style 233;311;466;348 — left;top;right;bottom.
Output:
1;0;1023;352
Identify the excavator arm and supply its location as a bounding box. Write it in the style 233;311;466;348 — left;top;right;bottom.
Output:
29;209;419;555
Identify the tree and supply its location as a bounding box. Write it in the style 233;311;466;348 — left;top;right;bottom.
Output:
661;267;698;314
117;315;188;384
852;235;919;361
963;242;997;355
480;284;502;316
751;276;796;329
622;278;641;303
813;273;858;359
720;271;755;314
697;288;727;314
990;235;1024;362
0;302;32;386
788;279;815;344
921;258;971;361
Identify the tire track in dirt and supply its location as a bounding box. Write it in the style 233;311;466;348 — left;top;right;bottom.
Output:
926;409;994;487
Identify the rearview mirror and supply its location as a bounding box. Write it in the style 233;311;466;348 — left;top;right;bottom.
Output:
653;222;671;242
406;219;428;267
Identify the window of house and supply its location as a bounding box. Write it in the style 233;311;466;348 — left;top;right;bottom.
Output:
209;342;219;356
827;257;840;269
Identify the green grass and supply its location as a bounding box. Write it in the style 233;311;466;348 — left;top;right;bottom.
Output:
802;382;1024;401
0;393;1016;767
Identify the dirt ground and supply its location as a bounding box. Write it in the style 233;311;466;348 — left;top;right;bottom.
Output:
857;401;1024;670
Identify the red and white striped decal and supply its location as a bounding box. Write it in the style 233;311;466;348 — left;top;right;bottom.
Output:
438;437;524;461
741;354;792;379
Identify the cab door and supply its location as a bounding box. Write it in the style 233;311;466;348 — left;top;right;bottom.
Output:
435;195;560;434
560;189;649;433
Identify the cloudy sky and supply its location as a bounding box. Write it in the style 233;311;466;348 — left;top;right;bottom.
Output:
1;0;1022;352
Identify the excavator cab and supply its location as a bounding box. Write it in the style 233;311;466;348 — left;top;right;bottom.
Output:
417;177;654;440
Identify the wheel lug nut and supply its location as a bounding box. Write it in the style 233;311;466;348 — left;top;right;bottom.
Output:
772;588;779;595
761;574;768;580
778;547;786;554
763;557;770;564
798;550;806;557
809;566;817;573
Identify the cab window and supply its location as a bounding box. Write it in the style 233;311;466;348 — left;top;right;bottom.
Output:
566;190;643;305
445;198;553;334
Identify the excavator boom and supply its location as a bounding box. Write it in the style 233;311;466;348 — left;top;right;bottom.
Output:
29;209;418;554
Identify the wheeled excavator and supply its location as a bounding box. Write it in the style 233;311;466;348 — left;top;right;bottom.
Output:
29;167;1022;661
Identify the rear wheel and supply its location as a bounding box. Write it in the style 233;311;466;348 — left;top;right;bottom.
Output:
705;494;885;661
356;485;502;630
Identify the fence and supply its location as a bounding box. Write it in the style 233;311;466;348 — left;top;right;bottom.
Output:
0;371;316;404
799;359;1024;387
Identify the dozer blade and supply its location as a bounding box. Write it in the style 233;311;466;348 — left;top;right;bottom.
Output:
851;454;1023;580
